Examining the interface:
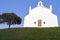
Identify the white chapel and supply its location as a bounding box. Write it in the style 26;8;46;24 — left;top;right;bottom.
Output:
24;1;58;27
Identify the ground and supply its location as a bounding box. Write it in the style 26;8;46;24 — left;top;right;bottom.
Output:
0;27;60;40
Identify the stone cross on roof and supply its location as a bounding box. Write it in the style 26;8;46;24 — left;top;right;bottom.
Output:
38;1;43;7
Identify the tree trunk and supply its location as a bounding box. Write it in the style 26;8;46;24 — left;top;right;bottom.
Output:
9;24;10;28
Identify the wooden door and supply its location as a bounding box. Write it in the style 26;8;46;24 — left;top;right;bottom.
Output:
38;20;42;27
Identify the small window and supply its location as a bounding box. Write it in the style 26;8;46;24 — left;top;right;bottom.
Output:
34;22;36;24
43;22;45;24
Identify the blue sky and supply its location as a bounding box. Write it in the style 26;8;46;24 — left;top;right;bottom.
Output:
0;0;60;29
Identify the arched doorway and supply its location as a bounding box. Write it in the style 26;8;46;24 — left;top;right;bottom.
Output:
38;20;42;27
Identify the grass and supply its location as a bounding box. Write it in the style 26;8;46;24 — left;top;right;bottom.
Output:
0;27;60;40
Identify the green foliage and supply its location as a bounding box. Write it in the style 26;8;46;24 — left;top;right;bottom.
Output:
0;13;22;28
0;27;60;40
0;15;4;23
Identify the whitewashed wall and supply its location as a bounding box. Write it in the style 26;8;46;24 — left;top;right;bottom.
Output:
24;1;58;27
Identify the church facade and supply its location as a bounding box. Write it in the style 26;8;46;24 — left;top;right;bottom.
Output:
24;1;58;27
